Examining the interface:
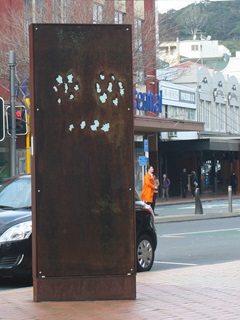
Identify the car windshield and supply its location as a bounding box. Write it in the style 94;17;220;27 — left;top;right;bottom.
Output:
0;177;31;209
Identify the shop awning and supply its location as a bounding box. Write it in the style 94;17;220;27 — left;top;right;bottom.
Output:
134;116;204;133
159;138;240;153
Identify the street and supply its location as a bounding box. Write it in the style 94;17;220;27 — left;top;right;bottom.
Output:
1;199;240;291
153;217;240;271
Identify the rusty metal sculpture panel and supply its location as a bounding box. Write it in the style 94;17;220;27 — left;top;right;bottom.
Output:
30;24;135;301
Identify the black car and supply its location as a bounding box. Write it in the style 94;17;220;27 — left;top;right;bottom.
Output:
135;191;157;272
0;175;157;278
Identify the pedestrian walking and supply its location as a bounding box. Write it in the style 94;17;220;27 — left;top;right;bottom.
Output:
152;174;160;215
161;174;171;201
180;168;188;198
141;165;158;212
230;171;238;195
190;170;198;197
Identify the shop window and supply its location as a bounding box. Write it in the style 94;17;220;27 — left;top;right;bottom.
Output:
191;45;198;51
115;11;125;24
160;47;169;55
220;103;226;132
170;46;177;55
93;3;103;24
205;101;210;130
52;0;68;23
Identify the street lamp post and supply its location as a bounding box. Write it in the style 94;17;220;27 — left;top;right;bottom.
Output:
9;51;16;177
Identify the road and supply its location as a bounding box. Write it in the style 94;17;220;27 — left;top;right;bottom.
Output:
152;217;240;271
1;200;239;290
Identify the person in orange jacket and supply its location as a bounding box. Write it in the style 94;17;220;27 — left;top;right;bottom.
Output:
141;165;158;215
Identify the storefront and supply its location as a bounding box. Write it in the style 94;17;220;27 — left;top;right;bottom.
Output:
159;138;240;196
133;84;204;194
133;123;204;194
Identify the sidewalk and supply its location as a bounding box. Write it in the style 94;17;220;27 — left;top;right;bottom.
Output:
154;193;240;223
1;261;240;319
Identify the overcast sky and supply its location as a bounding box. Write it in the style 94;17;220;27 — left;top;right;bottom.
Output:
157;0;234;13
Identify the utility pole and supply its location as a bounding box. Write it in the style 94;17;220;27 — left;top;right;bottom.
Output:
9;51;16;177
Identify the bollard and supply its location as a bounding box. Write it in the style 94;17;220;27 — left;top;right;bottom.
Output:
228;185;232;212
195;188;203;214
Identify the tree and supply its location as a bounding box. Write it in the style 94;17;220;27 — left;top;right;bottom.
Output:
157;10;189;80
0;0;159;108
180;5;208;39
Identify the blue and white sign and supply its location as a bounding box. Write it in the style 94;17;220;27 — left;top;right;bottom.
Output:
139;156;147;166
144;139;149;152
133;90;162;113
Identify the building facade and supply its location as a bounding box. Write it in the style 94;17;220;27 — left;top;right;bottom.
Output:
159;39;231;67
157;62;240;196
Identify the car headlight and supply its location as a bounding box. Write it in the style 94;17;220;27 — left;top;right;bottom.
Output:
0;221;32;243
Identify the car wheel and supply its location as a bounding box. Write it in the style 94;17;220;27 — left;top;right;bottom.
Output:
136;234;154;272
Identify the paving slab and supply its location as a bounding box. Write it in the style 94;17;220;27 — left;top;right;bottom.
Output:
1;261;240;319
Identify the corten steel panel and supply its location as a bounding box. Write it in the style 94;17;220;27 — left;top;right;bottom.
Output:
33;276;136;301
30;24;135;290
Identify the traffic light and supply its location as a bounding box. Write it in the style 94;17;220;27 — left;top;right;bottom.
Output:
6;106;27;135
0;98;5;141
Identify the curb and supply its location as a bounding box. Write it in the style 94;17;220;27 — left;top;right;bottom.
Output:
154;211;240;223
153;196;240;223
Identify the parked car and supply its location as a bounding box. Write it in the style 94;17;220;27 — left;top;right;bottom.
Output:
0;175;157;278
0;175;32;279
135;190;157;272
